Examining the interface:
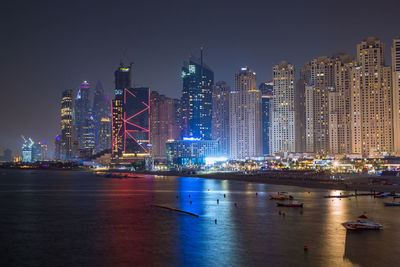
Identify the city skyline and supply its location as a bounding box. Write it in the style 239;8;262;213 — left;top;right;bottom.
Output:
1;0;399;153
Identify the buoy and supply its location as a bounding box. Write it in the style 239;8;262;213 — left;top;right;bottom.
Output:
224;194;226;198
304;246;308;251
282;210;286;216
189;194;191;198
234;202;237;207
208;189;210;191
279;210;281;215
256;192;258;196
190;201;192;205
215;219;217;224
217;199;219;204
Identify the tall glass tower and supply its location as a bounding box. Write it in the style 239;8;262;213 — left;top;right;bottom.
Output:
181;48;214;140
74;80;91;152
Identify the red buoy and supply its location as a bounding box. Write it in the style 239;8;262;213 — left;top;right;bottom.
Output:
304;246;308;251
190;201;192;205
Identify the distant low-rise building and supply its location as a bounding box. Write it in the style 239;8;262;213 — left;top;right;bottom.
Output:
166;138;220;166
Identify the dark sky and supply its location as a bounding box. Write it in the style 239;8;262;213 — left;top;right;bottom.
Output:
1;0;399;156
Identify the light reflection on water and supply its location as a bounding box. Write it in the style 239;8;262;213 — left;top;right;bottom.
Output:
1;170;400;266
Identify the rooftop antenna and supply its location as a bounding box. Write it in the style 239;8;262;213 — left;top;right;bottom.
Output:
200;45;204;76
120;48;128;66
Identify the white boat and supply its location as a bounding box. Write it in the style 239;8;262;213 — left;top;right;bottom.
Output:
342;221;382;230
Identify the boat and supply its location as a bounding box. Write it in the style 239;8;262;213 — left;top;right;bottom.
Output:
276;202;303;207
384;202;400;206
342;221;382;230
269;192;293;200
374;192;389;198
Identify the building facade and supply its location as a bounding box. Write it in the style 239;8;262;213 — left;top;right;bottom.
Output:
271;62;296;154
112;64;132;157
212;81;230;157
229;67;262;159
181;49;214;140
259;81;274;155
60;89;74;160
150;91;180;158
74;81;90;152
166;138;220;166
392;37;400;154
350;37;393;157
92;81;111;153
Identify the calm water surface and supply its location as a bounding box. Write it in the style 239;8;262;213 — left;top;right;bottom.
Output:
1;169;400;266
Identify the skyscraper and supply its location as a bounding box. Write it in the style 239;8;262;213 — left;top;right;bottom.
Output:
392;37;400;154
60;89;74;160
271;62;296;154
181;48;214;140
150;91;180;158
304;56;334;154
229;67;262;159
74;80;91;152
82;115;95;157
212;81;230;157
112;63;132;157
54;135;61;161
351;37;393;157
92;81;111;153
259;81;274;155
124;87;151;155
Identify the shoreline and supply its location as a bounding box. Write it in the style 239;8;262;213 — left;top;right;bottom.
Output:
150;171;400;193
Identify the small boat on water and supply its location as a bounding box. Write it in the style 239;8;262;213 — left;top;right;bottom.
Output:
277;202;303;207
384;202;400;206
342;221;383;230
269;192;293;200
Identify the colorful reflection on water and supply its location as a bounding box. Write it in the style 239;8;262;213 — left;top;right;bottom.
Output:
1;170;400;266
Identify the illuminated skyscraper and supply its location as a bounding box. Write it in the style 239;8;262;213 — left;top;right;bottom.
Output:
392;37;400;154
259;81;274;155
112;63;132;157
74;80;91;151
150;91;180;158
82;115;95;157
229;67;262;159
212;81;230;157
351;37;393;157
92;81;111;153
271;62;296;154
21;137;34;163
181;48;214;140
123;87;151;155
60;89;74;160
54;135;61;161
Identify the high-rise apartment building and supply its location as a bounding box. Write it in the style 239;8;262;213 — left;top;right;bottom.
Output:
392;37;400;154
212;81;230;157
74;81;91;151
60;89;74;160
350;37;393;157
259;82;274;155
271;62;296;154
229;67;262;159
150;91;180;158
181;49;214;140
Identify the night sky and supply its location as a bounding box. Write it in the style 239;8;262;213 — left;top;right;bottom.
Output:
1;0;399;156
